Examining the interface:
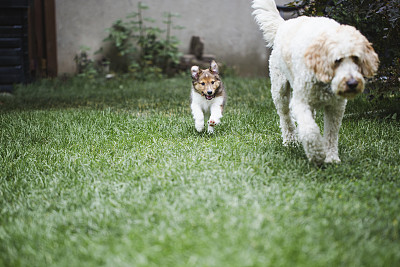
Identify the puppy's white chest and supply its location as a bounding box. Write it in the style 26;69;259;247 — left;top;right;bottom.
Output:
191;90;220;112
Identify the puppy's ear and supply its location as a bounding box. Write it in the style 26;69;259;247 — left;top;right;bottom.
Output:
360;42;379;77
304;34;334;83
210;60;219;74
191;66;200;79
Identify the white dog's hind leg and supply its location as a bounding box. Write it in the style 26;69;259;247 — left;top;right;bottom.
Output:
191;103;205;132
271;71;297;145
323;100;347;163
291;99;326;164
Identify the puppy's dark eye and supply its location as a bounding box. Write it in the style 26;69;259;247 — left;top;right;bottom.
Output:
201;82;205;86
211;81;215;84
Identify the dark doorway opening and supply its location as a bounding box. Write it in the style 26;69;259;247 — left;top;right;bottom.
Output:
0;0;57;92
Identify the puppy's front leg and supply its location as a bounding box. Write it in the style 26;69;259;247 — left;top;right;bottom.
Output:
191;103;204;132
208;103;224;133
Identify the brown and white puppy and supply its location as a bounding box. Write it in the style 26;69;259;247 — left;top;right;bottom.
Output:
191;60;226;133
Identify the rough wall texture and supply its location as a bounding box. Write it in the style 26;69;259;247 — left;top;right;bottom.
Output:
55;0;291;76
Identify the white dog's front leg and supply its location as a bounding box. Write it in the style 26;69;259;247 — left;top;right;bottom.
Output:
191;103;204;132
208;102;223;133
323;100;347;163
291;100;326;164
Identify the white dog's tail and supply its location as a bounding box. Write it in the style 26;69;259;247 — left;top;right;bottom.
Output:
252;0;284;48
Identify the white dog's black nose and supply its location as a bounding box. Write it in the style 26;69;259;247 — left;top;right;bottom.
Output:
207;90;213;95
346;78;359;90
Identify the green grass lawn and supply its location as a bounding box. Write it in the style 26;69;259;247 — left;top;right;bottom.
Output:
1;75;399;266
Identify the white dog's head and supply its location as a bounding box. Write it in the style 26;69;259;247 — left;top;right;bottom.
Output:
304;25;379;99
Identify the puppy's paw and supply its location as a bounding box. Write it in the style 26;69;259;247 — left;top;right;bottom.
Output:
207;120;216;134
195;123;204;132
208;120;216;127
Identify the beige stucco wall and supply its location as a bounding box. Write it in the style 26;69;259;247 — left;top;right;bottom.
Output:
55;0;291;76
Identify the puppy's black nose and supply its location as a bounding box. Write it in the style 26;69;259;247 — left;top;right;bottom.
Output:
207;90;213;95
346;78;358;90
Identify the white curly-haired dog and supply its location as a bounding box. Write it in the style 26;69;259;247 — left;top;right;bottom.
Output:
252;0;379;164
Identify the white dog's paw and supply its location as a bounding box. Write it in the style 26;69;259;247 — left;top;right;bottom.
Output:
325;154;341;164
304;144;326;165
309;154;326;165
282;137;298;146
282;134;298;146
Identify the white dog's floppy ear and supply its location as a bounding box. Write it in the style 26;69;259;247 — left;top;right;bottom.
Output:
304;34;334;83
210;60;219;74
360;42;379;77
191;66;200;79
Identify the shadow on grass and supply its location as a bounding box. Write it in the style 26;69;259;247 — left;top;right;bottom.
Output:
344;94;400;122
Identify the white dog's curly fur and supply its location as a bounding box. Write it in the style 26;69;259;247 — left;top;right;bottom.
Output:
252;0;379;164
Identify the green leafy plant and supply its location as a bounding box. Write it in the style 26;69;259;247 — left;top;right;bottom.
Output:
75;46;111;80
74;46;99;79
102;2;183;79
159;12;185;75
